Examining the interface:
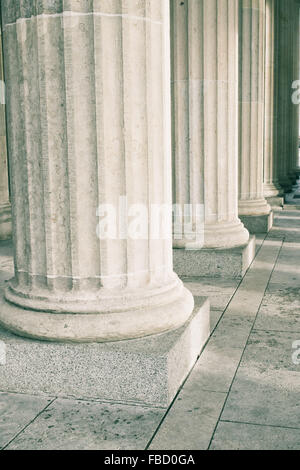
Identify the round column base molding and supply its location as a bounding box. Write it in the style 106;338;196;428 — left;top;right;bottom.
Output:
238;198;271;216
203;220;249;249
173;238;204;250
0;280;194;343
263;182;284;198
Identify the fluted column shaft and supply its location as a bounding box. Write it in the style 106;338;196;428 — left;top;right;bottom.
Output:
277;0;294;190
289;0;300;179
238;0;271;215
263;0;283;197
172;0;249;249
0;0;193;342
0;26;11;240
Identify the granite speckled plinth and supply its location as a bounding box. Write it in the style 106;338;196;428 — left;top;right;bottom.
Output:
0;296;210;408
239;212;274;234
173;236;256;279
266;197;284;211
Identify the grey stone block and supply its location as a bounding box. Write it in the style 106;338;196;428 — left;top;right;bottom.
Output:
266;196;284;211
173;236;256;279
239;212;274;234
0;296;210;408
284;204;300;211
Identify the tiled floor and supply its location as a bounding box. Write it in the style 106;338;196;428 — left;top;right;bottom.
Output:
0;206;300;450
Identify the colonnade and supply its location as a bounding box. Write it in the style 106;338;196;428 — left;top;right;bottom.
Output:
0;0;298;344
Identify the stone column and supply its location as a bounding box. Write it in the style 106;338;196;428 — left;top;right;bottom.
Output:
277;0;294;191
289;0;300;181
171;0;249;251
238;0;272;233
0;0;194;342
0;26;11;240
171;0;254;279
263;0;284;203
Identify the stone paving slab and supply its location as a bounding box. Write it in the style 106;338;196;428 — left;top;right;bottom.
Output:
149;390;226;450
254;287;300;333
209;309;224;332
144;237;283;449
0;212;299;450
221;329;300;429
0;392;53;449
210;421;300;450
268;241;300;287
185;238;283;393
182;277;240;312
4;397;164;450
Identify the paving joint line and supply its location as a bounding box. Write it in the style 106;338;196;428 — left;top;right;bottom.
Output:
145;234;269;450
1;397;57;450
207;235;285;450
219;418;300;431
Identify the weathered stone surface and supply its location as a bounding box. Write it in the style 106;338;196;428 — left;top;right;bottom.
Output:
266;196;284;210
4;397;165;451
0;28;11;241
263;0;283;199
239;212;274;234
210;421;300;450
276;0;296;191
0;392;52;449
173;236;256;279
171;0;249;250
0;0;195;342
221;329;300;429
149;389;226;451
239;0;271;218
0;296;210;407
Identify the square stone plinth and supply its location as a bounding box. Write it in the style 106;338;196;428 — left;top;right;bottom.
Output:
239;212;274;234
173;236;256;279
266;196;284;211
0;297;210;408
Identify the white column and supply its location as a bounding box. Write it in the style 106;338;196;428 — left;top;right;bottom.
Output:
172;0;249;249
0;27;11;240
263;0;283;197
238;0;271;216
0;0;194;342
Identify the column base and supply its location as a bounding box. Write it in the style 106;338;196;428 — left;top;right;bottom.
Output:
238;198;271;216
203;219;249;249
173;235;256;279
0;296;210;407
279;177;294;193
0;279;194;343
266;196;284;211
239;211;274;234
0;203;12;241
263;182;283;198
288;172;298;185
